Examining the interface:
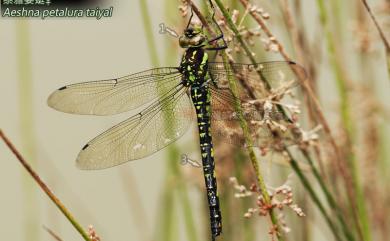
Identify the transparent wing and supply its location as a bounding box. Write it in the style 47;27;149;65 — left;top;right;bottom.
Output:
209;80;301;148
48;67;183;115
76;86;195;170
208;61;306;98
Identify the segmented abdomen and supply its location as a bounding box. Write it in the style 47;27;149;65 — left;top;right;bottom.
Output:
190;86;222;240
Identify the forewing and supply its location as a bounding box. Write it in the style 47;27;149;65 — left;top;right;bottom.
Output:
76;86;195;170
48;67;183;115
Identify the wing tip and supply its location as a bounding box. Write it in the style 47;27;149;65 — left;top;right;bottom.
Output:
75;157;117;170
76;155;97;170
288;61;308;80
76;144;94;170
47;91;58;109
76;146;114;170
47;85;68;108
82;143;89;150
75;162;89;170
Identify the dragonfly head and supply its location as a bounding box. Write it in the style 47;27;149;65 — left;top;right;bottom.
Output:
179;26;206;48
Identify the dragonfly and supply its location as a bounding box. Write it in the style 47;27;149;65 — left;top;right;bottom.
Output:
47;2;306;240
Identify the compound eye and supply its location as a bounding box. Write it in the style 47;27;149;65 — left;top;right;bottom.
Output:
185;28;194;36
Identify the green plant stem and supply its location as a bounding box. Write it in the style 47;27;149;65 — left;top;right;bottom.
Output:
234;152;255;241
213;2;346;240
286;150;342;241
1;130;91;241
178;187;199;241
119;168;149;241
301;149;355;241
16;20;39;241
139;0;160;66
159;160;178;241
317;1;371;240
214;0;273;91
360;0;390;83
171;152;199;241
213;1;347;240
236;3;353;218
221;49;284;241
139;3;182;240
234;0;368;240
202;1;283;239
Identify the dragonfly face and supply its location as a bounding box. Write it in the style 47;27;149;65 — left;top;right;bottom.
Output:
179;27;207;48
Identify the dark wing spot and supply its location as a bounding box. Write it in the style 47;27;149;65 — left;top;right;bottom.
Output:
82;144;89;150
58;86;67;90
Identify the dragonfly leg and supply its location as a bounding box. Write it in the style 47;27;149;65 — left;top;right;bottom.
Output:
205;36;228;51
186;6;194;29
205;0;228;51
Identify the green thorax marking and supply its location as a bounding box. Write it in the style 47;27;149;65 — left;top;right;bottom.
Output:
180;47;209;87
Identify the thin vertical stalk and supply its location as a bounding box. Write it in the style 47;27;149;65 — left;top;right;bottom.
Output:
162;1;200;239
317;0;371;240
172;155;199;241
139;2;179;240
139;0;160;66
237;0;348;172
236;0;347;188
360;0;390;83
213;1;345;240
16;20;39;241
119;168;149;241
301;149;355;241
279;0;328;180
221;53;284;241
191;0;283;239
158;159;179;241
234;152;255;241
286;150;342;241
42;225;64;241
299;195;310;241
221;190;234;241
120;0;165;240
141;1;199;240
228;0;366;240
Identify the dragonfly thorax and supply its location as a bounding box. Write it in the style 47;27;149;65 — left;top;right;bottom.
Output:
180;47;209;87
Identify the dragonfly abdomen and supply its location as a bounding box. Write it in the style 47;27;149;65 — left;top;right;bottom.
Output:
190;86;222;239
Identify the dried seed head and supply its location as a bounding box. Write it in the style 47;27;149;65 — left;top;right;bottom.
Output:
88;225;101;241
232;9;240;24
178;0;188;17
261;12;270;20
230;177;254;198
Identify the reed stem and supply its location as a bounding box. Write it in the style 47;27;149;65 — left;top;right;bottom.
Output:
317;0;372;239
16;20;39;241
360;0;390;83
1;130;91;241
139;0;160;66
222;51;285;241
213;1;346;240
